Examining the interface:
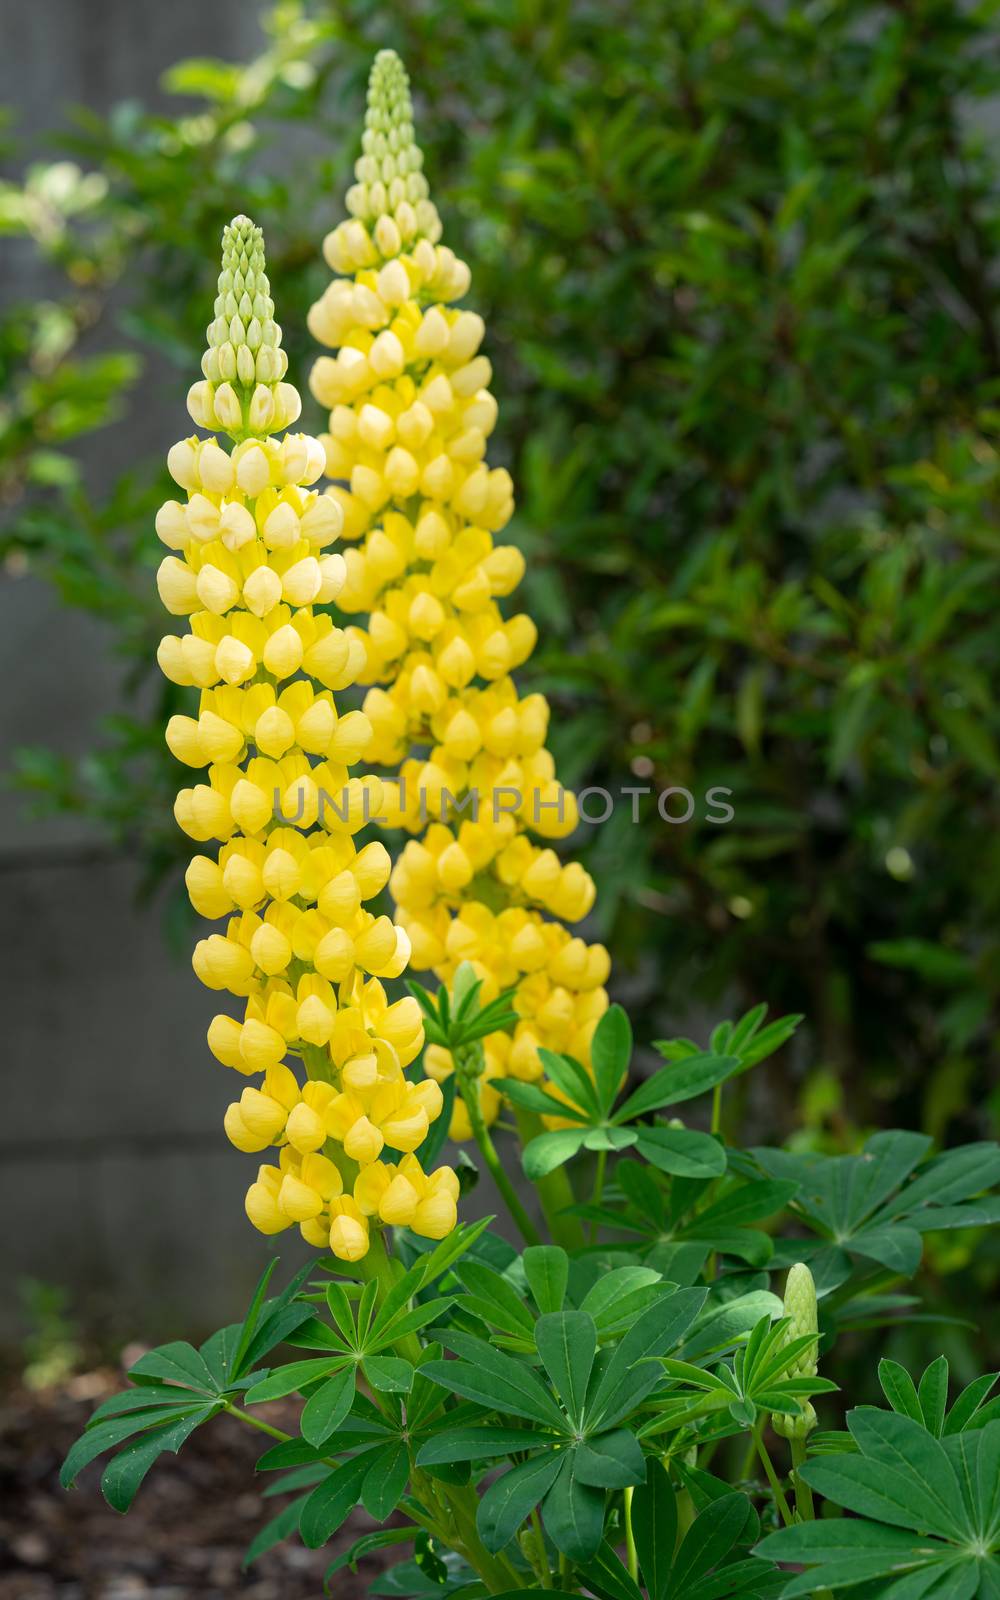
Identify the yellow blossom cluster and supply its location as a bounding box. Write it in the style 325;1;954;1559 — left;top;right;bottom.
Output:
156;214;459;1258
307;53;610;1135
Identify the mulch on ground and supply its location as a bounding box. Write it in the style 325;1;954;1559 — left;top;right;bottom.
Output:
0;1369;389;1599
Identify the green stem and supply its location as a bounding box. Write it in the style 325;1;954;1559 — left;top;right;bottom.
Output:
513;1109;584;1250
224;1403;295;1446
462;1077;541;1246
790;1436;815;1521
624;1486;638;1580
753;1424;794;1527
530;1507;553;1588
588;1149;607;1245
710;1082;723;1138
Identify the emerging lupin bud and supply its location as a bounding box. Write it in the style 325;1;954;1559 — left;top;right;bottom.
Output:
773;1262;820;1440
190;214;300;440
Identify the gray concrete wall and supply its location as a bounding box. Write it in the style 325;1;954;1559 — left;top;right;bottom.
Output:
0;0;302;1347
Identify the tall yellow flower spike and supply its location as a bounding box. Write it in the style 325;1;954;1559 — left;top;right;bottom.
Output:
308;54;611;1137
156;214;459;1260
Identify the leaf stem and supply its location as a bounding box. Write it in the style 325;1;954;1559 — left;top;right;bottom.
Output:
588;1149;608;1244
513;1109;583;1250
790;1435;815;1521
752;1423;794;1527
710;1082;723;1138
459;1060;541;1246
624;1485;638;1580
530;1506;553;1588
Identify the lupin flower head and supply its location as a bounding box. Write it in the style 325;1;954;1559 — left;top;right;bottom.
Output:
773;1262;820;1439
308;52;609;1140
154;207;459;1265
188;215;301;441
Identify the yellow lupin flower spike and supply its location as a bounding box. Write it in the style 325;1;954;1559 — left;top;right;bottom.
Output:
155;214;459;1261
308;52;611;1139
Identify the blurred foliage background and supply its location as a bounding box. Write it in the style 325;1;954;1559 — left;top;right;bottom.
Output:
3;0;1000;1156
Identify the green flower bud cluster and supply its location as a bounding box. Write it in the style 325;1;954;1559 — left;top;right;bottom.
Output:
342;49;441;260
773;1262;819;1440
187;215;301;442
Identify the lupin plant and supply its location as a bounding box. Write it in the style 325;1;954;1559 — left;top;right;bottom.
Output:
154;213;461;1265
308;50;610;1144
63;56;1000;1600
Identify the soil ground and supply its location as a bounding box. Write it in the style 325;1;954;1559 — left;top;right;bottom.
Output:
0;1369;387;1599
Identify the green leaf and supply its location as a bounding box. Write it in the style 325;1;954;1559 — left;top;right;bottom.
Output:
918;1356;949;1438
536;1311;597;1424
361;1441;410;1520
523;1128;590;1178
101;1410;212;1512
300;1452;378;1549
424;1333;568;1429
591;1005;632;1114
669;1492;753;1593
363;1356;414;1393
523;1246;569;1314
754;1517;954;1595
574;1429;646;1488
127;1341;215;1393
61;1404;206;1488
477;1452;563;1554
542;1450;606;1562
943;1373;999;1435
300;1367;356;1448
537;1048;602;1117
246;1358;345;1405
637;1127;726;1179
322;1527;415;1586
632;1458;676;1600
616;1056;739;1123
587;1290;706;1430
878;1359;923;1423
417;1426;549;1465
588;1543;644;1600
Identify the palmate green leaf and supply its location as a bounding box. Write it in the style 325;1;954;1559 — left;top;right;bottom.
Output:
839;1410;974;1539
944;1372;999;1434
754;1518;959;1596
918;1356;950;1438
542;1449;606;1562
477;1452;563;1553
580;1268;665;1338
878;1359;924;1423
